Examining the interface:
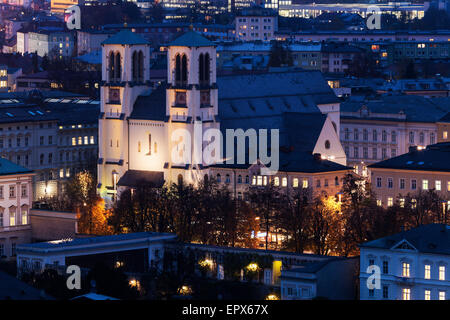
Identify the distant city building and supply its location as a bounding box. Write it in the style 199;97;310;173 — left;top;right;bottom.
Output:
235;7;278;41
0;158;34;260
50;0;78;14
360;224;450;300
277;2;426;20
28;29;76;58
0;93;99;200
368;142;450;208
340;95;450;176
77;30;115;56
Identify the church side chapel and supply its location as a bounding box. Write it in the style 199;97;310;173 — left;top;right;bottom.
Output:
97;29;350;202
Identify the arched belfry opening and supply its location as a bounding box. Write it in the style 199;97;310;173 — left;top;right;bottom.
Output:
199;52;210;86
175;53;188;86
109;51;122;82
132;50;145;82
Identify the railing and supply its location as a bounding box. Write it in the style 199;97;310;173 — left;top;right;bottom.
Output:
0;224;31;232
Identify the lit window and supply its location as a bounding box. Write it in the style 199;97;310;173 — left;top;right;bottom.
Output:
273;177;279;186
257;176;262;186
21;210;27;225
402;288;411;300
399;198;405;208
72;137;76;146
84;136;88;145
439;291;446;300
444;131;448;139
425;290;431;300
402;262;410;277
387;197;393;207
422;179;428;190
436;180;441;191
425;265;431;279
90;136;95;144
292;178;298;188
302;179;308;188
439;266;446;281
78;137;82;145
282;177;287;187
376;199;382;206
263;176;267;186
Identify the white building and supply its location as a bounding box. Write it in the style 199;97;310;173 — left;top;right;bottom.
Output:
235;7;278;42
360;224;450;300
0;158;34;260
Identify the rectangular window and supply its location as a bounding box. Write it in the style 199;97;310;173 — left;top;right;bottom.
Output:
21;185;27;198
402;288;411;300
383;261;389;274
400;178;405;190
425;290;431;300
436;180;441;191
388;178;393;189
302;179;308;189
84;136;88;145
423;179;429;190
72;137;76;146
425;265;431;279
439;266;446;281
402;262;410;277
382;286;389;299
368;289;374;297
90;136;95;144
9;185;15;198
387;197;393;207
439;291;446;300
0;186;3;199
376;177;382;188
411;179;417;190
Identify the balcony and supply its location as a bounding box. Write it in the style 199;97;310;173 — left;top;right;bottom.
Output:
0;224;31;233
395;276;415;285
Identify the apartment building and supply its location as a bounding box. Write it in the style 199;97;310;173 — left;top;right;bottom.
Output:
0;94;99;200
0;158;34;260
235;7;278;41
340;95;450;176
27;29;76;58
368;143;450;208
360;224;449;300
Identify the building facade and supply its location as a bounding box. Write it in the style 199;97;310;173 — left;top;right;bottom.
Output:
0;158;34;260
360;224;450;300
97;29;349;203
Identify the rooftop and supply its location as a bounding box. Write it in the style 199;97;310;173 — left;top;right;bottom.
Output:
368;142;450;172
169;31;214;47
0;157;33;176
102;29;150;46
360;224;450;256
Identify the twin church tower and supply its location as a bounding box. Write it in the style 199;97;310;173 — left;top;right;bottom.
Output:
97;29;220;201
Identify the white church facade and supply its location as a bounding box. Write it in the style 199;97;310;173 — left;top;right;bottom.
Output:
97;29;350;202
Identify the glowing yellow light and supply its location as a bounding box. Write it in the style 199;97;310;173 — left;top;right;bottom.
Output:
179;285;193;295
129;279;140;290
246;263;259;272
266;294;279;300
199;258;214;269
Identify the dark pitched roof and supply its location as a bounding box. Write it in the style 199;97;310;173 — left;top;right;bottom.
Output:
117;170;165;187
217;71;339;115
169;31;214;47
438;111;450;123
341;95;450;123
368;142;450;172
101;29;150;45
129;85;166;121
360;224;450;256
0;157;33;176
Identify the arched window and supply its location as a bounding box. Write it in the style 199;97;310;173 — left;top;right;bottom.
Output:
325;140;331;149
204;174;209;183
109;52;115;81
177;174;183;185
204;53;210;83
181;55;187;85
199;53;204;83
237;175;242;184
132;51;138;81
138;51;144;81
0;207;4;227
335;176;339;186
115;52;121;81
245;175;249;184
216;173;221;183
175;54;181;84
225;174;230;183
